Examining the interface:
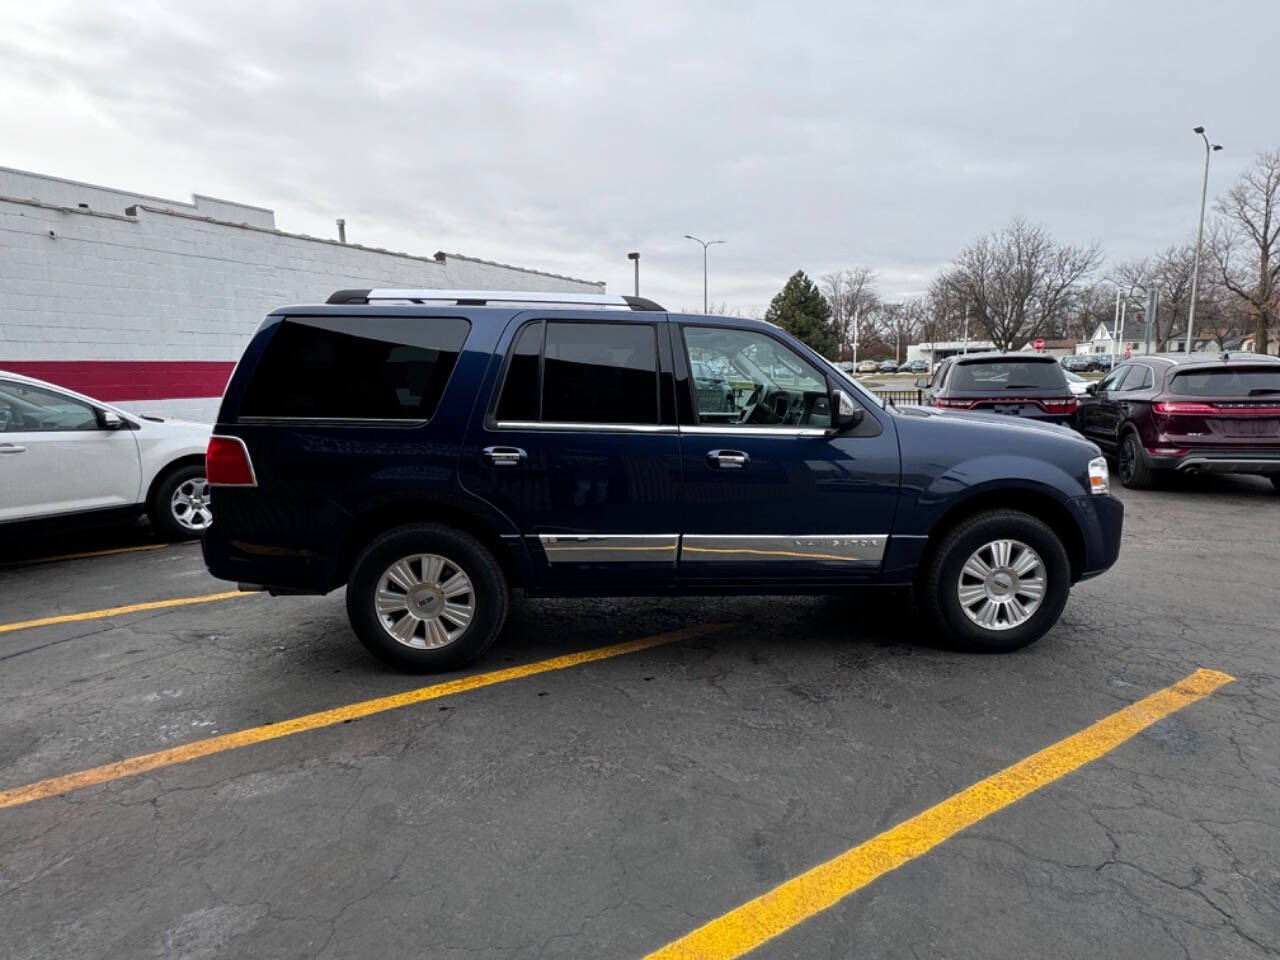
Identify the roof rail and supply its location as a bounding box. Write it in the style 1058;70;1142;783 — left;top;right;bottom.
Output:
326;289;666;311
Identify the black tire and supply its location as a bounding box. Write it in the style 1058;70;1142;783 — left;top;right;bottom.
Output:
346;523;508;672
922;509;1072;653
1117;431;1156;489
147;463;212;540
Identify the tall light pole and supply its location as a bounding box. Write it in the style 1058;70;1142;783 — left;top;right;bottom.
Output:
1185;126;1223;353
684;235;725;313
627;251;640;296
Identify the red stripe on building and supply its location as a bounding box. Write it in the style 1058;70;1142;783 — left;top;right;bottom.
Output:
0;361;236;401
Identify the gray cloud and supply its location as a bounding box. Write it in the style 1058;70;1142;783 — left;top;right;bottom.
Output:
3;0;1276;313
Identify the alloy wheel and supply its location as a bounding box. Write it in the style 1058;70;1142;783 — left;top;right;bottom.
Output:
374;553;475;649
957;538;1046;631
1119;437;1138;485
170;476;213;532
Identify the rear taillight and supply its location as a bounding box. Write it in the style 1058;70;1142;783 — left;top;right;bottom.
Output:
1152;401;1217;415
1039;398;1078;415
206;435;256;486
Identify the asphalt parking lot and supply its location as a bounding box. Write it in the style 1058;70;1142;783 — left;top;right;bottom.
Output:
2;477;1278;959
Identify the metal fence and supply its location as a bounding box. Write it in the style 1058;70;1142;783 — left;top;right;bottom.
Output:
871;388;924;405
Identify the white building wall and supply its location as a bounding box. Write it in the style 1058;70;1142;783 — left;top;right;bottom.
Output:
0;173;602;420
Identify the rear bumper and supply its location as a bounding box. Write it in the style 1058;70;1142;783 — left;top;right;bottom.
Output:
1148;449;1280;475
1068;494;1124;581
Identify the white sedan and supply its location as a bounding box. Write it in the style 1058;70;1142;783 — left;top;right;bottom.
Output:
1064;370;1091;397
0;371;212;539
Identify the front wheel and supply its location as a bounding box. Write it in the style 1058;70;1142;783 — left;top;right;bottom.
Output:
148;463;213;540
346;524;508;672
923;509;1071;653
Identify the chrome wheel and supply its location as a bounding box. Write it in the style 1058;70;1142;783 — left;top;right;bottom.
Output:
374;554;475;649
957;539;1045;632
170;476;213;531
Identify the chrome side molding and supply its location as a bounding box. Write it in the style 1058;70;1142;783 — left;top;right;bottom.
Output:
536;533;888;565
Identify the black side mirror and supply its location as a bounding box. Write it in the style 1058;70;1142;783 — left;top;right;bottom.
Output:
831;389;864;430
1084;383;1098;396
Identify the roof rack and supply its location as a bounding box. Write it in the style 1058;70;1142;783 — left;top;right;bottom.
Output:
326;289;666;312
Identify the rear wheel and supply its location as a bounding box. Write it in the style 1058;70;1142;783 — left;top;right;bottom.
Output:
1117;431;1156;489
346;523;508;672
923;509;1071;653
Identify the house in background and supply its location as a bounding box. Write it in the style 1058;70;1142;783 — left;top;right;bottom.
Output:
1076;321;1218;358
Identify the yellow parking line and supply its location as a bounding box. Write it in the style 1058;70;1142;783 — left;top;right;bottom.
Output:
6;542;172;566
0;622;724;811
0;591;245;636
642;667;1234;960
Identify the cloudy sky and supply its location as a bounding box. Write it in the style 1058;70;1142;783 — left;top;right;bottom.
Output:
2;0;1276;312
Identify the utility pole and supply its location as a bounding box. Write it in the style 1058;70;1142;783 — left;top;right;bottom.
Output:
1186;127;1223;353
684;235;725;313
853;306;860;366
627;252;640;297
962;309;969;355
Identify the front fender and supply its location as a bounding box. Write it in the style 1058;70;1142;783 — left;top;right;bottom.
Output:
897;454;1084;536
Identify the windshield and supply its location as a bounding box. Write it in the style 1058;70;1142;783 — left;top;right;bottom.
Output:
1170;367;1280;397
949;360;1066;391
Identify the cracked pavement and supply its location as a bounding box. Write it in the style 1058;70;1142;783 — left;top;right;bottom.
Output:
1;474;1278;959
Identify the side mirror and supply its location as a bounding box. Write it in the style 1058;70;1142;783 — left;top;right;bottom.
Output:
914;375;931;389
98;409;126;430
832;389;864;430
1084;383;1098;396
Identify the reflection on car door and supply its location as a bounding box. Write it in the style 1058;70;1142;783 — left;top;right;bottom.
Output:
461;315;682;589
0;379;142;521
673;323;900;584
1078;364;1129;448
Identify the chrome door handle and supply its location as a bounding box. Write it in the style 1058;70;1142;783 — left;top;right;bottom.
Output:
0;443;26;455
482;445;527;467
706;449;749;469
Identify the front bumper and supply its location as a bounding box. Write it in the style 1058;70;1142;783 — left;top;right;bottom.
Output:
1067;493;1124;581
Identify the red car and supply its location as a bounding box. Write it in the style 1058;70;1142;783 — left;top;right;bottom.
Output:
1076;353;1280;489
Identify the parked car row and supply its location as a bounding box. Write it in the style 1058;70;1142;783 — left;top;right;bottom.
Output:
917;351;1280;490
1061;354;1116;373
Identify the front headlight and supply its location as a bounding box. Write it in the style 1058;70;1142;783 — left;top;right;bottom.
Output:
1088;456;1110;495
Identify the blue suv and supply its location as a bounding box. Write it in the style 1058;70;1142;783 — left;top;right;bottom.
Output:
203;289;1123;671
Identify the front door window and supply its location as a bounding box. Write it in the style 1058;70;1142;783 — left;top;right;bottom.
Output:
682;327;831;428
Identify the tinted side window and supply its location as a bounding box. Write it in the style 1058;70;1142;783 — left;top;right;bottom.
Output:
1120;365;1152;390
541;322;658;424
1097;365;1129;392
495;321;543;421
240;316;470;420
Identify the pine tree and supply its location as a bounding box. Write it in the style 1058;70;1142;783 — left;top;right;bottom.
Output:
764;270;837;357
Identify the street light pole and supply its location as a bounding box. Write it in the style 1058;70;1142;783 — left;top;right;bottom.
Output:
684;235;725;313
627;252;640;297
1186;126;1223;353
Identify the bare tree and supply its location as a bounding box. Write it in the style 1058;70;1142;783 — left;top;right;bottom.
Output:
820;267;878;358
939;219;1103;351
880;300;923;363
1209;149;1280;354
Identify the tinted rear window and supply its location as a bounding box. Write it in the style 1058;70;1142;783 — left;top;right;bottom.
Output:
1170;367;1280;397
542;322;658;424
240;315;470;419
948;360;1066;391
